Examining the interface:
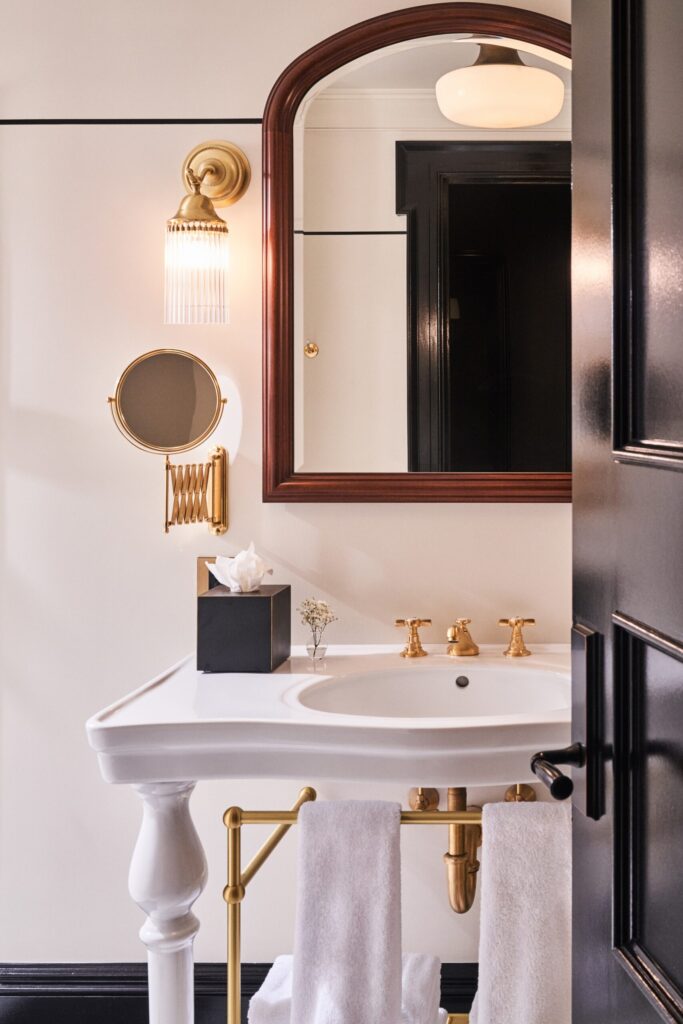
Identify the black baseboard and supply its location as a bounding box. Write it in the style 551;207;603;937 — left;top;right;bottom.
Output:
0;962;477;1022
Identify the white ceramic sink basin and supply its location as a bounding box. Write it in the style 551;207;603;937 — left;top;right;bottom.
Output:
294;664;568;719
87;645;571;786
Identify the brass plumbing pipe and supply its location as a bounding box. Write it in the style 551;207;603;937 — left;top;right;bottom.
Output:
444;787;482;914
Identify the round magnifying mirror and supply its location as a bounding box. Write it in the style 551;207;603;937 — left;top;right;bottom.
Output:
110;350;225;453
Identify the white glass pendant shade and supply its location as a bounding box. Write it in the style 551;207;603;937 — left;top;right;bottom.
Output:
164;191;230;325
435;45;565;129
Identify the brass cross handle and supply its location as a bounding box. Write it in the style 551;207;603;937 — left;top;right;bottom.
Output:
395;617;432;658
498;617;535;657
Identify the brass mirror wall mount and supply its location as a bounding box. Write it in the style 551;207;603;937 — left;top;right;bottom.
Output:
109;349;228;534
165;446;228;535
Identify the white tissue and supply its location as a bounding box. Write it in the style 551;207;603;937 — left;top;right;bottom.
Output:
207;542;273;593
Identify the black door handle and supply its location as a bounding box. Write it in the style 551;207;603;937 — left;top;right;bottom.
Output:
531;742;586;800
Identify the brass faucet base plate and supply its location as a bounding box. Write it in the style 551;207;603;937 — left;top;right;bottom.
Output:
503;649;531;657
400;649;428;658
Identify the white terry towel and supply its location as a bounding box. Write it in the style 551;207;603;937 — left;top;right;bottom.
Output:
248;956;292;1024
249;953;444;1024
399;953;442;1024
470;801;571;1024
291;800;402;1024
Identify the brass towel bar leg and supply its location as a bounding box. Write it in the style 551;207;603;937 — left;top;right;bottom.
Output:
225;807;244;1024
241;786;316;888
223;790;484;1024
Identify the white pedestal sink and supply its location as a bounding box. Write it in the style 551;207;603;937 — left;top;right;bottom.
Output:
88;644;570;787
86;643;570;1024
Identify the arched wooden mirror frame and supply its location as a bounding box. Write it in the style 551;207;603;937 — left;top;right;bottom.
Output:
263;3;571;502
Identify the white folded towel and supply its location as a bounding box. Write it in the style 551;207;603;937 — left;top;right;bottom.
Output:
399;953;442;1024
249;953;445;1024
248;956;293;1024
291;800;402;1024
469;801;571;1024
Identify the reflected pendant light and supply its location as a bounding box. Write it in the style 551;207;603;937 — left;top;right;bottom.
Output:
164;141;251;325
435;44;565;129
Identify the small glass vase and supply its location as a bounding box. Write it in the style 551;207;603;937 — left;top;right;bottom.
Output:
306;643;328;665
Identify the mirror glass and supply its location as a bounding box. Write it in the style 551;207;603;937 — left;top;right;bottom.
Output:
111;350;224;453
292;36;571;474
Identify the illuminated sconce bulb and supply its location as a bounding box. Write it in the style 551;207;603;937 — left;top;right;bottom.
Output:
164;141;250;325
165;186;230;325
435;44;565;129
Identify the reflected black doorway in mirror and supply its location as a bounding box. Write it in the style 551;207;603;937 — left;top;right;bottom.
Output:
397;142;571;473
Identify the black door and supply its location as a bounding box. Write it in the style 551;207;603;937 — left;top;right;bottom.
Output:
573;1;683;1022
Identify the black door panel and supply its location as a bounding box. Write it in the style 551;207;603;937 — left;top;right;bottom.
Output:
573;1;683;1022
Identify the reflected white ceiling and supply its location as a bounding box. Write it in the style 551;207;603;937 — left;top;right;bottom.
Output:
319;36;571;93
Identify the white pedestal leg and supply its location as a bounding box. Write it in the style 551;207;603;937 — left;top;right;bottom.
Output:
129;781;208;1024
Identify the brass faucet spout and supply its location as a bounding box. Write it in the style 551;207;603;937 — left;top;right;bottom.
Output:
446;618;479;657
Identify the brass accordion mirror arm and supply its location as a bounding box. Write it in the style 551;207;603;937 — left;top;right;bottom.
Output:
164;446;228;535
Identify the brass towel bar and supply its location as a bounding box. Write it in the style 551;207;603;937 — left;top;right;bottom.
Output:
223;787;482;1024
237;808;483;825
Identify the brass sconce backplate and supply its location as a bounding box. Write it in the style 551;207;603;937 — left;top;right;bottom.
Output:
182;141;251;207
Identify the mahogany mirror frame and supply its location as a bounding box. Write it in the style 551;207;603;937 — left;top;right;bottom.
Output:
263;2;571;502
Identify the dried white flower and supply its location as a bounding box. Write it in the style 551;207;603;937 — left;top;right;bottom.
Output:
298;597;337;652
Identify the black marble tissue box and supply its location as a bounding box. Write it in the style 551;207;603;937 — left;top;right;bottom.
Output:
197;580;291;673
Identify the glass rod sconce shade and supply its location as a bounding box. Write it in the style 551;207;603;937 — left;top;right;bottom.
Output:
435;44;565;129
164;141;251;325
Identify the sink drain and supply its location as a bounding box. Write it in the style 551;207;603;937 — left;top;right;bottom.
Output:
455;675;470;688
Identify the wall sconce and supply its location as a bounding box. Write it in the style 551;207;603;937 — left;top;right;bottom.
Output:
165;141;251;325
435;44;565;129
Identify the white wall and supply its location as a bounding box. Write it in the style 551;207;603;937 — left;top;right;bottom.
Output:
0;0;571;966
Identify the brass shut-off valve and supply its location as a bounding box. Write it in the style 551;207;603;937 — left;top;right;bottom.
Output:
499;616;535;657
395;618;431;658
